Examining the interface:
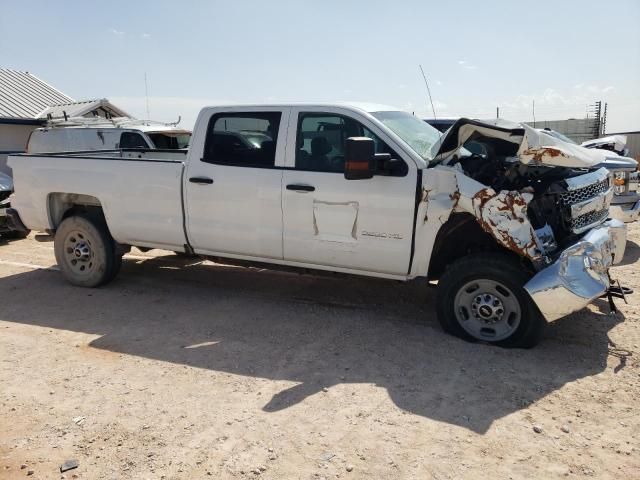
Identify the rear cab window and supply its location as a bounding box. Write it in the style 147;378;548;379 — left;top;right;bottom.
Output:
147;132;191;149
119;132;149;149
202;112;282;168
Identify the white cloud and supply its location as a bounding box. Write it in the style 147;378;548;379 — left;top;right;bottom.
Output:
109;28;125;36
457;60;477;70
603;86;615;93
141;33;151;39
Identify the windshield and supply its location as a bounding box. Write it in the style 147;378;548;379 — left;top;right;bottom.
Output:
147;132;191;149
372;111;441;161
542;129;577;145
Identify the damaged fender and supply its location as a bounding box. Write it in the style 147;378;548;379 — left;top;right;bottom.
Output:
451;170;542;262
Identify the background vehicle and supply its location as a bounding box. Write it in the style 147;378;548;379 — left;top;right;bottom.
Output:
0;172;28;239
582;134;629;157
424;117;458;133
7;106;628;348
27;118;191;154
540;128;639;222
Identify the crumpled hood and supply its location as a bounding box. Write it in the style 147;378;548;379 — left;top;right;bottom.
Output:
430;118;609;168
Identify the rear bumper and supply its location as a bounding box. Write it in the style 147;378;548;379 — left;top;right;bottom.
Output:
0;207;29;234
524;219;626;321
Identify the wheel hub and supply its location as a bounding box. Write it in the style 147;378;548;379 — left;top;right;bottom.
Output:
73;241;91;260
64;231;95;275
453;278;521;342
471;293;504;324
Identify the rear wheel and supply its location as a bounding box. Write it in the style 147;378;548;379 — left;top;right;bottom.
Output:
436;253;545;348
54;213;121;287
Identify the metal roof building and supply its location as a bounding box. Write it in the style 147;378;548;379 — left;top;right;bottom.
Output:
0;68;133;175
0;69;73;123
38;98;130;120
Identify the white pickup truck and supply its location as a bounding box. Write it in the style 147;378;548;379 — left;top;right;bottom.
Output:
7;104;629;348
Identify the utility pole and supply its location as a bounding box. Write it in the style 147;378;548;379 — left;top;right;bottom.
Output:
496;107;499;119
144;72;151;121
532;100;536;127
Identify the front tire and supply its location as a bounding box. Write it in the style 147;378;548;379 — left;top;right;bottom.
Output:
436;253;545;348
54;213;121;287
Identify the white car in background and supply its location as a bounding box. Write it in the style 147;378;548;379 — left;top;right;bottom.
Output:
582;134;629;157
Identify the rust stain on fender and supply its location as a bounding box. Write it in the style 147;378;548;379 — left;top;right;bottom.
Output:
472;188;541;261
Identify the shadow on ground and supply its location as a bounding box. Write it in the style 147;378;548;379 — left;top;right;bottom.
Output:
0;254;625;433
618;240;640;267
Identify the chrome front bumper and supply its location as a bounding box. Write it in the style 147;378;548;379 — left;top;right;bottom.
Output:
609;199;640;223
524;219;626;321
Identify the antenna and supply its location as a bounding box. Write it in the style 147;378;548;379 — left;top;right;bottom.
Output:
419;65;437;120
144;72;151;120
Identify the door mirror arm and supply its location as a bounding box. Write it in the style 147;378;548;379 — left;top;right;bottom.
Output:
374;154;406;176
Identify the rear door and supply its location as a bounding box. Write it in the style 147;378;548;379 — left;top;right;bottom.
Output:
184;107;289;260
281;107;418;276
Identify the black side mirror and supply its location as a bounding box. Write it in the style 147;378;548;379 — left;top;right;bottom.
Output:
344;137;375;180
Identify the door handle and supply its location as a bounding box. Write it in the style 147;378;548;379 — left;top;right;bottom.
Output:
189;176;214;184
286;184;315;192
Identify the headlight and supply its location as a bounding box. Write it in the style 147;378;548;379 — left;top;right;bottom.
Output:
613;171;628;194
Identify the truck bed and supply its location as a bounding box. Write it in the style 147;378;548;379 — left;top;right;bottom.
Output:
8;149;188;251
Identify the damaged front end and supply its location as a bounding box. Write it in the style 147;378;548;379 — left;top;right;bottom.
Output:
430;118;629;321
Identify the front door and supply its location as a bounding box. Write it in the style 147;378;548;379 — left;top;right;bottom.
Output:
282;108;418;276
185;108;289;259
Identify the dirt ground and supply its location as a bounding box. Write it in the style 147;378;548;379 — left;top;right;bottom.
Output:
1;225;639;480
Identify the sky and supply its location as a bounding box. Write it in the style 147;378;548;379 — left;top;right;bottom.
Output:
1;0;639;132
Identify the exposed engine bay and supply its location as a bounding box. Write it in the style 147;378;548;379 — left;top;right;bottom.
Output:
453;146;605;248
431;119;614;258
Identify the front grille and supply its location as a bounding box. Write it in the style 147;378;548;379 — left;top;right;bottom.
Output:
559;177;610;205
570;208;609;233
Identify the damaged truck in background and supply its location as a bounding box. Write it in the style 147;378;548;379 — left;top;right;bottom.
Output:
6;104;631;348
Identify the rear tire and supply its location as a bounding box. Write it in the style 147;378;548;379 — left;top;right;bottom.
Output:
436;253;545;348
54;213;121;287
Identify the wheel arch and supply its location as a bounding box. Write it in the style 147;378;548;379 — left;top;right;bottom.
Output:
47;193;105;230
428;212;535;280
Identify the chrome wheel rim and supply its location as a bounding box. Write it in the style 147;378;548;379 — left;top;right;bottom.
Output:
453;279;521;341
63;230;96;276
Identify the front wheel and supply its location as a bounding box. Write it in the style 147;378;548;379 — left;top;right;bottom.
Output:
54;213;121;287
436;253;545;348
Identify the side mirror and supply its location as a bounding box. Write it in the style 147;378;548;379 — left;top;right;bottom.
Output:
344;137;375;180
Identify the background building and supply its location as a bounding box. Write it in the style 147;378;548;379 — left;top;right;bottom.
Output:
0;68;130;175
524;118;600;144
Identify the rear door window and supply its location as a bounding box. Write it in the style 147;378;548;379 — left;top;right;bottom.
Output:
202;112;281;167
